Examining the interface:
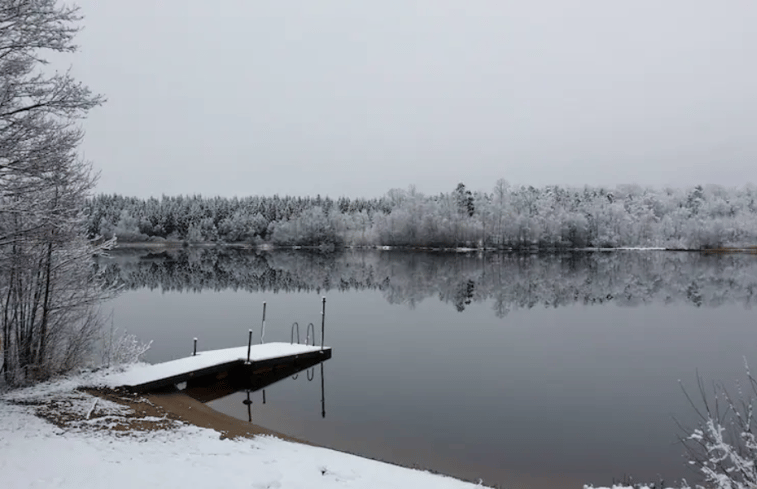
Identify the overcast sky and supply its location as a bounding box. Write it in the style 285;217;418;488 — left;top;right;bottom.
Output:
67;0;757;198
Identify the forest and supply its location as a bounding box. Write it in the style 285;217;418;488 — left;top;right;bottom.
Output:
86;181;757;250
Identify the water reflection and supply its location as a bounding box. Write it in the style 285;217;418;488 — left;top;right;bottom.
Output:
320;363;325;419
97;248;757;314
242;390;252;422
237;362;326;424
184;354;328;424
183;355;328;409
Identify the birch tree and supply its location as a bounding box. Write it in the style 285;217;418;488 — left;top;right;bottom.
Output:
0;0;108;385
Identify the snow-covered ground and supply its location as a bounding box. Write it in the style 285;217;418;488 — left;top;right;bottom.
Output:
583;487;658;489
1;367;490;489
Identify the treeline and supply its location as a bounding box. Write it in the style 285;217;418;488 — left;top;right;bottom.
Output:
86;181;757;250
97;249;757;314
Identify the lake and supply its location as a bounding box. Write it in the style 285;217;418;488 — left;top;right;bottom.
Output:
99;248;757;489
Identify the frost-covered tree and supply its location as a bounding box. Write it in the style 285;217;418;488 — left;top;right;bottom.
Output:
677;364;757;489
0;0;108;385
271;206;344;249
85;182;757;251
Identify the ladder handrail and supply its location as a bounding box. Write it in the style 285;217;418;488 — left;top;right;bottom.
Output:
306;322;315;346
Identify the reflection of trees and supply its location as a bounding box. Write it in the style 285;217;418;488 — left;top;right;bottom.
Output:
97;249;757;315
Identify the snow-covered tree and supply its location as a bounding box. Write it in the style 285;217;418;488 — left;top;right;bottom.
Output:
85;182;757;251
0;0;109;385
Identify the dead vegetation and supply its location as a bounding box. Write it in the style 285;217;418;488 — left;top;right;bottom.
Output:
19;387;181;435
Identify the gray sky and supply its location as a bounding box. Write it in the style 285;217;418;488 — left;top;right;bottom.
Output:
68;0;757;198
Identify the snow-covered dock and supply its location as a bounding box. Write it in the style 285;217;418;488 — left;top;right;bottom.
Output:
108;343;332;393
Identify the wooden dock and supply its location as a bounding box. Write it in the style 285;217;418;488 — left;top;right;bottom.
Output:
109;343;332;393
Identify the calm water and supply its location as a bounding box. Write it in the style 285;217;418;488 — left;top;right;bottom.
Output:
100;248;757;489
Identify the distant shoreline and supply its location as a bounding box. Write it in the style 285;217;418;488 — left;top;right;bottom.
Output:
108;241;757;254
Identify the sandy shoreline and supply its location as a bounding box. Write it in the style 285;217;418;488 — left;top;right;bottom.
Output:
146;390;310;444
83;387;492;483
3;384;496;489
81;387;582;489
84;387;307;444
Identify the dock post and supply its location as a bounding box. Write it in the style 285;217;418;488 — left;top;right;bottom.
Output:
260;301;267;344
246;329;253;364
193;337;197;356
320;297;326;350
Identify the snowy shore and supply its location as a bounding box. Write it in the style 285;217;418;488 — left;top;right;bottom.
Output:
0;365;677;489
1;367;490;489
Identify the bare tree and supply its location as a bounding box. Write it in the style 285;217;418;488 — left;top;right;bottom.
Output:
0;0;109;385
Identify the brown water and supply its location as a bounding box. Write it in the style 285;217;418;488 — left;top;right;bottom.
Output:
101;249;757;488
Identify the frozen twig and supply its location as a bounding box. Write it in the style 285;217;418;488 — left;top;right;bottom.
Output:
85;399;98;420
